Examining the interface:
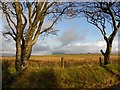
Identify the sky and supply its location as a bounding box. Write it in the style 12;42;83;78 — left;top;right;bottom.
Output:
0;4;119;56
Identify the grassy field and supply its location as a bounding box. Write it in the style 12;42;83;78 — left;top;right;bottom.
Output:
1;54;120;89
0;54;118;65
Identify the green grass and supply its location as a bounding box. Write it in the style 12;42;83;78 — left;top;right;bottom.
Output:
2;60;120;89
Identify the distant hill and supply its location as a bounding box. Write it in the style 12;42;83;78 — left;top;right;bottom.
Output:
52;52;66;55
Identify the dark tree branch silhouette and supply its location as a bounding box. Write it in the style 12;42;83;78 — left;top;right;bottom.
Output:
80;1;120;65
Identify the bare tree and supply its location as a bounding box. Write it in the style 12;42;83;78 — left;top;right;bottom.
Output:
0;1;74;72
58;1;120;65
80;1;120;65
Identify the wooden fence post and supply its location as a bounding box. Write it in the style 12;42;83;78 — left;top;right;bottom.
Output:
99;57;102;66
61;57;64;68
47;61;50;67
64;60;66;68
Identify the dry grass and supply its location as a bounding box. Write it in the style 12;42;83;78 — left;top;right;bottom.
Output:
0;54;118;67
2;54;119;89
0;54;118;62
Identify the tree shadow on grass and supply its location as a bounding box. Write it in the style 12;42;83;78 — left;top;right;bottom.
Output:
2;60;60;89
102;83;120;90
29;67;59;88
102;65;120;80
2;60;14;88
101;65;120;90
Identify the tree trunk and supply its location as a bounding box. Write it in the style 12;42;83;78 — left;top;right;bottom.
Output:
104;42;112;65
15;40;32;72
15;38;22;71
21;45;32;70
100;28;117;65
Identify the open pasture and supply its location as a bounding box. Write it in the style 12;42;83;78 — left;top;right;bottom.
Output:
1;54;118;68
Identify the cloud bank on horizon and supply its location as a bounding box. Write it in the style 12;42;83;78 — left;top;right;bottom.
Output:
0;28;118;56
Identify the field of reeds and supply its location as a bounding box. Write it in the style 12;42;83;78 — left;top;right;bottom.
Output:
1;54;120;89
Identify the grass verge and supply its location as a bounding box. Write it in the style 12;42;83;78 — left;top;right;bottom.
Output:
2;60;120;89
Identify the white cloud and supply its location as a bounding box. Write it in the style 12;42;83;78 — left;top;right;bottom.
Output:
59;27;85;46
96;40;106;47
50;38;118;54
1;29;118;56
0;32;16;56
